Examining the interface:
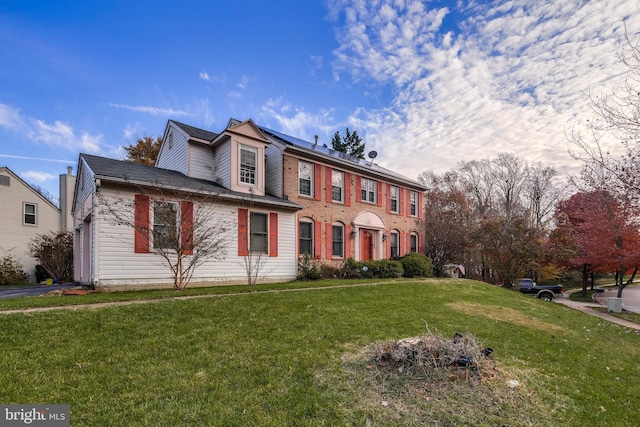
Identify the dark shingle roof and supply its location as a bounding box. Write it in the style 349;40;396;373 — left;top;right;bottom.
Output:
171;120;218;142
80;154;302;210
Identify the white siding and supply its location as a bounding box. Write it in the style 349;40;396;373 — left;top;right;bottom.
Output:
265;142;284;197
94;186;298;290
156;126;189;174
214;139;232;189
188;143;216;182
0;168;61;282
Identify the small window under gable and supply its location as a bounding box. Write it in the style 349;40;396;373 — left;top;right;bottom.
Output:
0;175;9;186
240;144;257;186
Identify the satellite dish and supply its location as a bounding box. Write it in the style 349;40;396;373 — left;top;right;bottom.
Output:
367;150;378;166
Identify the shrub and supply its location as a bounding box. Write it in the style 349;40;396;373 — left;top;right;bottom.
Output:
35;265;49;283
319;263;342;279
400;252;433;278
28;231;73;283
0;254;29;285
341;258;404;279
298;254;322;280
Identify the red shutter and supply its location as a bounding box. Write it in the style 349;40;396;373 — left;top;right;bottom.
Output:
386;229;391;258
325;166;332;203
269;212;278;257
377;182;383;207
134;194;150;253
345;172;352;207
418;192;423;219
314;163;322;201
399;189;405;216
386;184;391;213
406;191;412;217
314;221;322;258
180;201;194;255
418;233;422;254
238;208;249;256
326;222;332;259
355;176;362;202
345;225;352;258
399;231;405;256
407;233;412;253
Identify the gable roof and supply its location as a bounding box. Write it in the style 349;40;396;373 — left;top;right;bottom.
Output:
170;120;218;142
0;166;60;211
79;154;303;210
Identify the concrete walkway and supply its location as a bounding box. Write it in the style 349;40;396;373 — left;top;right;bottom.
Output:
555;290;640;331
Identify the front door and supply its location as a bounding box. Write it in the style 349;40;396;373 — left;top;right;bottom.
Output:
361;229;373;261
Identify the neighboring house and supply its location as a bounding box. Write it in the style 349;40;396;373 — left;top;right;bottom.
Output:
72;119;303;290
0;166;76;282
72;118;426;291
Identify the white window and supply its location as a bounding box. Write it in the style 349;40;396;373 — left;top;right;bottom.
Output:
299;161;313;197
250;212;268;253
332;223;344;257
153;201;177;249
332;170;344;202
410;191;418;216
299;220;313;256
240;145;257;185
390;186;399;213
390;230;399;258
23;203;36;225
361;178;377;204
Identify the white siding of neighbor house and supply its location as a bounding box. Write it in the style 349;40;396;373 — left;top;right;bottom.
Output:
156;126;189;174
72;161;97;284
188;143;216;182
265;142;284;197
0;167;61;282
214;139;232;189
93;186;298;290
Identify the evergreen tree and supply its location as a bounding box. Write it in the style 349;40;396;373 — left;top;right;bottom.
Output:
331;128;366;159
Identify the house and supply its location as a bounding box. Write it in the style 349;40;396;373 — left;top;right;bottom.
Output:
72;118;426;290
0;166;76;282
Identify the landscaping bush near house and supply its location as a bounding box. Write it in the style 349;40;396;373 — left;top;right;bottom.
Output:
298;254;322;280
342;258;403;279
0;254;29;285
400;252;433;278
35;265;49;283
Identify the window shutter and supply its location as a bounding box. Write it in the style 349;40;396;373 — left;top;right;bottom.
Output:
399;231;405;256
180;201;194;255
386;229;391;258
345;172;352;206
418;193;423;219
269;212;278;257
377;182;383;207
355;175;362;202
406;191;412;217
386;184;391;213
238;208;249;256
325;222;332;259
134;194;150;253
407;233;412;253
325;166;332;203
314;163;322;201
314;221;322;259
345;225;352;258
399;189;405;216
418;233;423;254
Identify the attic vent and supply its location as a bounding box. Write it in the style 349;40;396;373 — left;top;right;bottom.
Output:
0;175;9;186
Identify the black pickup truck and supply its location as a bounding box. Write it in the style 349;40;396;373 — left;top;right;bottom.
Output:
517;279;563;301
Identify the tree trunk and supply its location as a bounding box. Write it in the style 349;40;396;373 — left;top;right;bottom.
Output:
581;264;589;297
618;266;638;298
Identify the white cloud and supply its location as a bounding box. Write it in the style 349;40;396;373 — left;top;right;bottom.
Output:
200;70;211;81
108;103;191;116
21;171;56;182
260;98;336;142
327;0;640;180
0;103;104;154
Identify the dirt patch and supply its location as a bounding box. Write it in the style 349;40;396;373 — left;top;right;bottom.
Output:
447;301;564;332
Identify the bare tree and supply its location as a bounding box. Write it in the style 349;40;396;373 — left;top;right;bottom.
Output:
28;231;73;282
242;251;270;288
100;187;234;290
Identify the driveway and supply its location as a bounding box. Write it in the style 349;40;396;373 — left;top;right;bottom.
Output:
596;284;640;314
0;283;79;299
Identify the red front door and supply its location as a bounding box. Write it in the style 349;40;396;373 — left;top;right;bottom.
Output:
361;229;373;261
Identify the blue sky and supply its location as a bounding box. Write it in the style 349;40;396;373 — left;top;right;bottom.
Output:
1;0;638;204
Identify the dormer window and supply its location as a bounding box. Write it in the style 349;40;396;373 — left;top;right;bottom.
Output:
240;144;257;186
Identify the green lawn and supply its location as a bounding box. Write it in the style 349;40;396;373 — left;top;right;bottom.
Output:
1;279;639;426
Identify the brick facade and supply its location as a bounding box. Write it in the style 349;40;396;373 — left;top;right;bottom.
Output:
282;153;423;265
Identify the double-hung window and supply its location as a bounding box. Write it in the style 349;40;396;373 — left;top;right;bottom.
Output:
390;231;399;258
390;186;399;213
332;224;344;257
298;161;313;197
153;201;177;249
23;203;36;225
250;212;268;253
240;145;257;185
299;221;313;256
332;170;344;202
410;191;418;216
410;233;418;253
361;178;377;203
